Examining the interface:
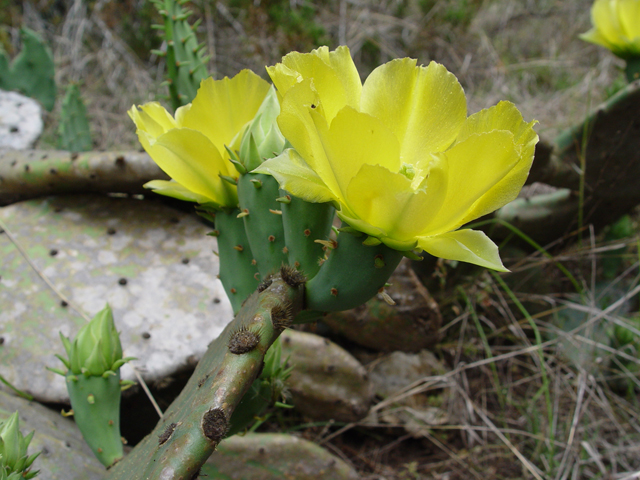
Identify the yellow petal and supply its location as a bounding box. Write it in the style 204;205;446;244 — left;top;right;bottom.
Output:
314;107;402;201
418;229;508;271
147;128;237;206
273;46;361;122
254;149;337;204
423;130;521;235
360;60;467;159
617;0;640;40
128;103;177;138
455;103;537;225
178;71;270;168
143;180;214;204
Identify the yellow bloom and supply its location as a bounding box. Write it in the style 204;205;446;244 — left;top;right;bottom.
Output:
580;0;640;58
129;70;271;207
257;46;538;271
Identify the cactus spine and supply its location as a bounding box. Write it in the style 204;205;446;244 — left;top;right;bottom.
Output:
105;269;304;479
57;84;92;152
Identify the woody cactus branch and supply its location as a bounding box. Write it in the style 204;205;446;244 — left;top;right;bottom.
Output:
104;268;304;479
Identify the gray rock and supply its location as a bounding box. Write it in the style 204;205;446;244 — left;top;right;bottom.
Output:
203;433;359;480
366;350;449;435
0;90;43;149
281;329;373;422
0;390;105;480
0;195;233;403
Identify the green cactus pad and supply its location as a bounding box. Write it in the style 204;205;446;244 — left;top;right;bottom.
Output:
280;192;335;279
237;173;289;278
305;228;403;312
213;208;260;312
66;373;124;468
57;84;92;152
105;270;304;480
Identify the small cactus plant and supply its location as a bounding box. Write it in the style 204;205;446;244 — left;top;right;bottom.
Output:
57;84;92;152
0;412;40;479
51;304;134;468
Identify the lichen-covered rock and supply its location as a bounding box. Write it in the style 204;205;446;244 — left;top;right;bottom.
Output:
0;195;232;403
0;90;43;149
321;259;441;352
0;390;105;480
280;329;372;422
203;433;359;480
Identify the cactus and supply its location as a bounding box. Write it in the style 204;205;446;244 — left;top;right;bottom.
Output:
0;412;40;479
204;207;260;313
150;0;209;110
0;27;56;111
104;268;304;479
51;305;134;468
57;84;93;152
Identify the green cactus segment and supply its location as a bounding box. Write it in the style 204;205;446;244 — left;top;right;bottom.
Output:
226;337;293;437
305;228;403;312
0;27;56;111
237;173;289;278
280;193;335;279
0;412;40;479
105;271;304;480
65;374;124;468
57;84;92;152
151;0;208;110
625;57;640;83
213;208;260;313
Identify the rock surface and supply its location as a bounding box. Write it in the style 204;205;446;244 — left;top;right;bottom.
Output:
281;329;373;422
204;433;359;479
0;195;232;403
0;90;43;149
0;390;105;480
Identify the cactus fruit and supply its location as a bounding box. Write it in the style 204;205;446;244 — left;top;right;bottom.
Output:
52;305;134;468
305;228;404;312
104;268;304;480
0;412;40;479
150;0;209;110
0;27;56;111
57;84;92;152
208;207;260;313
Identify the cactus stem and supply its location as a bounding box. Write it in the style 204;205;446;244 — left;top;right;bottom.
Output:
236;209;249;218
276;195;292;204
269;209;282;215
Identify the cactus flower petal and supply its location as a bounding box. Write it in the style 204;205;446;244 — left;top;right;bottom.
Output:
418;229;508;272
143;179;215;204
263;46;537;270
580;0;640;58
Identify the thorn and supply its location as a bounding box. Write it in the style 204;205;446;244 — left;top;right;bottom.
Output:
330;288;338;296
315;239;337;250
378;288;396;305
233;244;244;252
236;209;249;218
251;178;262;189
269;209;282;215
220;174;238;185
374;254;386;268
268;235;276;242
363;236;382;246
276;195;292;204
303;229;311;237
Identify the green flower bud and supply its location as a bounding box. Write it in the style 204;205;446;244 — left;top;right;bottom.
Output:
57;304;132;377
239;86;286;171
0;412;40;479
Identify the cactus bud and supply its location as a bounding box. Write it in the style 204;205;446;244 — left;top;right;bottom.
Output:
0;412;40;479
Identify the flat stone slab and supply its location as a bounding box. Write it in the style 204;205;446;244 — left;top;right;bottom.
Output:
0;390;105;480
0;195;232;403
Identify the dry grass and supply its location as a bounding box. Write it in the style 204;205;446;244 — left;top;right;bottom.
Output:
4;0;640;478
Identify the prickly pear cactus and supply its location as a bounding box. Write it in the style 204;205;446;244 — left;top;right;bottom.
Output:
0;27;56;111
104;268;305;479
57;84;92;152
150;0;209;110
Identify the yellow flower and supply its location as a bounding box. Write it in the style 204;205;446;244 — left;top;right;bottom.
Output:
580;0;640;59
256;47;538;271
129;70;271;207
